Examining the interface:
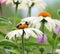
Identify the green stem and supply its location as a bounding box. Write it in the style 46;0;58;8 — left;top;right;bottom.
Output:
26;51;29;54
52;47;55;54
13;4;18;27
15;35;21;54
41;52;43;54
13;0;20;27
0;4;2;16
21;29;25;54
39;48;44;54
42;22;45;43
42;22;44;33
40;21;45;54
15;4;18;15
28;7;31;17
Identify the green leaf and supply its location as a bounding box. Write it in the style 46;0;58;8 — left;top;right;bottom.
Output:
0;39;18;48
4;49;20;54
47;36;54;46
0;17;12;24
0;47;6;54
0;31;6;36
54;38;59;46
20;41;50;46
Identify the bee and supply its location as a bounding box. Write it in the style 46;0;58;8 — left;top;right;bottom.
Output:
16;21;29;29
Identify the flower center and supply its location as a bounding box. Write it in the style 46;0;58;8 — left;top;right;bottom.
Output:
16;22;29;29
38;12;51;17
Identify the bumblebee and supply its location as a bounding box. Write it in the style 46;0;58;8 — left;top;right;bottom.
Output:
16;21;29;29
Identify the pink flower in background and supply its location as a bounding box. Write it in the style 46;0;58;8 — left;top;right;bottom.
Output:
54;27;60;35
0;0;6;4
37;34;47;43
5;0;14;6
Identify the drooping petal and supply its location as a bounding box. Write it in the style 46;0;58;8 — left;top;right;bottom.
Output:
21;17;37;23
37;34;42;43
30;28;43;34
29;29;37;38
24;29;30;39
44;34;47;43
45;17;56;31
37;34;47;43
54;27;60;35
45;22;52;31
6;30;23;39
54;19;60;27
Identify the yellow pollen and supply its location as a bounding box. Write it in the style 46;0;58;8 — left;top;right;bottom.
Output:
38;12;51;17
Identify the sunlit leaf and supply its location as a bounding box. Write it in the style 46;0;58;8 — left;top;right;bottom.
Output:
4;49;20;54
0;39;18;48
0;31;6;37
47;36;55;46
0;17;12;24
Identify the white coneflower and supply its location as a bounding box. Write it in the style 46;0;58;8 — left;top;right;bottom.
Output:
6;22;42;39
20;0;46;9
21;12;60;32
5;0;46;9
35;12;60;32
18;0;46;17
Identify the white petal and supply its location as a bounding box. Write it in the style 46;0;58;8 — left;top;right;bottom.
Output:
56;49;60;54
6;30;23;39
54;19;60;27
45;22;52;31
30;30;37;38
26;28;37;38
45;17;56;31
45;17;52;22
21;17;36;23
14;0;17;2
28;28;42;38
38;16;43;22
35;22;41;29
6;30;19;39
30;28;43;34
24;29;30;39
21;17;39;28
30;16;43;28
17;30;23;37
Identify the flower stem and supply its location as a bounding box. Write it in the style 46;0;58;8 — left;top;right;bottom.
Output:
13;0;20;27
52;47;55;54
39;48;44;54
42;22;44;43
28;7;31;17
13;4;18;27
15;35;21;54
40;20;45;54
0;4;2;16
21;29;25;54
26;51;29;54
15;4;18;15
